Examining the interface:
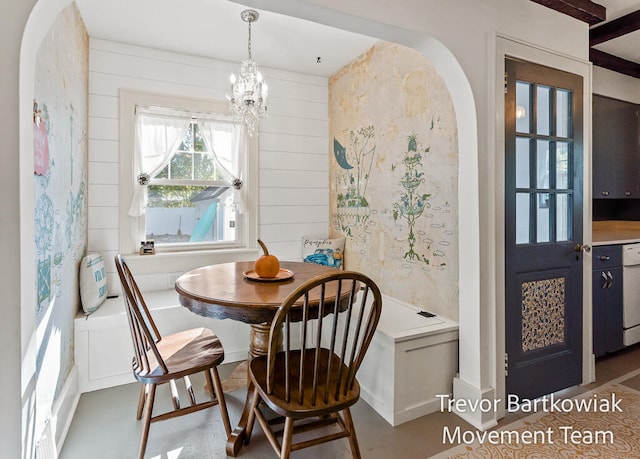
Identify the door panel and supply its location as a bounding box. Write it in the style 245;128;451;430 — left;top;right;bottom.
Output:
505;58;584;400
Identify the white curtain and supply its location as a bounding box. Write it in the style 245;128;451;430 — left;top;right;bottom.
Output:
196;118;246;213
128;112;190;216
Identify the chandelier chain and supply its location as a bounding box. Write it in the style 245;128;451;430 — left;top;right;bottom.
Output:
247;19;252;60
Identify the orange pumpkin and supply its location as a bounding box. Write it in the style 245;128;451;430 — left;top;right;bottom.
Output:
255;239;280;278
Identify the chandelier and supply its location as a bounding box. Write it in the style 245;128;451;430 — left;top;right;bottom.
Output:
227;9;268;136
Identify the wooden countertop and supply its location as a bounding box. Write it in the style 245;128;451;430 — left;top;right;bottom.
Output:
592;221;640;246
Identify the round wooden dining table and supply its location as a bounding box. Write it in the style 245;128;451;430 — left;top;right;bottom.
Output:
175;260;340;456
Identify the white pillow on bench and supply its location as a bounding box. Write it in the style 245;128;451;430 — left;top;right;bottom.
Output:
79;253;108;314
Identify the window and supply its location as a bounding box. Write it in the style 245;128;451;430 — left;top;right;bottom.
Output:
119;91;257;256
140;114;239;247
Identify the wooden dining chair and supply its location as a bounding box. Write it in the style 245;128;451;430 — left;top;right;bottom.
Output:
244;270;382;458
114;254;232;459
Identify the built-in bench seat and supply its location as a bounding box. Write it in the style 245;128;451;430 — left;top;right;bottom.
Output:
75;290;458;426
74;289;250;393
355;294;459;426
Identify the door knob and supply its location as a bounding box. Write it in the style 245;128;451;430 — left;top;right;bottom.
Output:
574;243;591;253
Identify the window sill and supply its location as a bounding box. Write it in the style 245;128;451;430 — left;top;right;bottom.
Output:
123;247;259;275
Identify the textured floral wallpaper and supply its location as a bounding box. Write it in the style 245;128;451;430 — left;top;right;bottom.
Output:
33;3;88;420
329;41;459;319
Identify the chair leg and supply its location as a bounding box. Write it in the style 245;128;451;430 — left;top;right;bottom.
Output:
209;367;232;437
138;383;156;459
136;384;147;420
244;386;262;443
204;367;216;399
280;417;294;459
341;408;361;459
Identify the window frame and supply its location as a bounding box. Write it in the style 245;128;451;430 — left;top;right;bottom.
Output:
119;89;258;263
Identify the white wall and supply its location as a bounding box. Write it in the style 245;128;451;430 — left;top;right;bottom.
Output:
593;66;640;103
87;39;331;291
2;0;37;455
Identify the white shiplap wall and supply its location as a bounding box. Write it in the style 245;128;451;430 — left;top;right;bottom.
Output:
87;38;329;291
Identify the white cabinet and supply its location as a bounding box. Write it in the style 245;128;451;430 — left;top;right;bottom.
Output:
348;295;459;426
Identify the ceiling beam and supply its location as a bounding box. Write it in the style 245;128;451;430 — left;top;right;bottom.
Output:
530;0;606;25
590;9;640;46
590;48;640;79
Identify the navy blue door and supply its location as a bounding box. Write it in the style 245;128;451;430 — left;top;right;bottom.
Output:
505;58;584;400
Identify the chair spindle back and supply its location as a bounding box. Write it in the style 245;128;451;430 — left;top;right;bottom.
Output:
266;270;382;407
115;254;168;377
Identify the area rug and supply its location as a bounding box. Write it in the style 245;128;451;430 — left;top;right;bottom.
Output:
221;361;248;393
433;369;640;458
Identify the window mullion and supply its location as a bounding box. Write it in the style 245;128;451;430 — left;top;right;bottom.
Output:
190;122;196;181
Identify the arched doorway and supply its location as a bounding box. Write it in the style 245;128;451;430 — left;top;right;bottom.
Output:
231;0;488;428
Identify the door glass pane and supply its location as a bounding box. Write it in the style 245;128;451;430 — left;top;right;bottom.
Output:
556;142;570;189
556;193;570;241
537;192;550;242
516;137;530;188
516;192;530;244
509;65;580;249
516;81;532;134
537;140;550;189
537;85;552;136
556;89;571;138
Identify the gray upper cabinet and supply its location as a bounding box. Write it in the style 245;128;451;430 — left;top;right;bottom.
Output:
593;94;640;199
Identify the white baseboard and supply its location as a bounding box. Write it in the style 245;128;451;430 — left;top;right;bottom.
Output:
50;365;81;456
392;398;442;426
452;376;498;431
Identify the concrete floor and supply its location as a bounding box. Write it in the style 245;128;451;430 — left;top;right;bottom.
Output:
59;345;640;459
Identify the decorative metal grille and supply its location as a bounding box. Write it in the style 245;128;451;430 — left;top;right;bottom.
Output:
521;277;566;352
